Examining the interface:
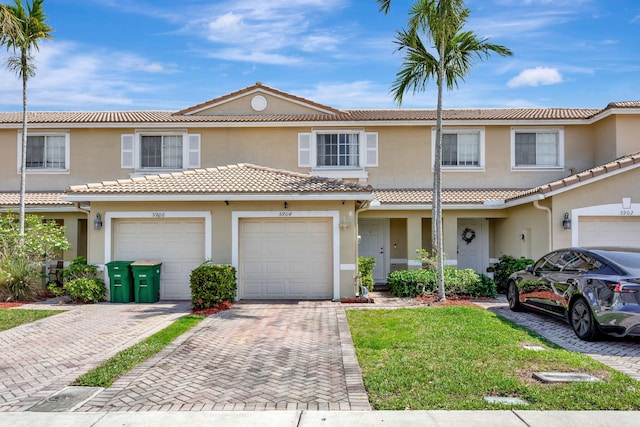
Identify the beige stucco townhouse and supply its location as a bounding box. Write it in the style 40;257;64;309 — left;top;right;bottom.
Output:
1;83;639;300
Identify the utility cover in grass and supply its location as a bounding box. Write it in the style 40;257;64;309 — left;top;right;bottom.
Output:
484;396;528;406
533;372;602;383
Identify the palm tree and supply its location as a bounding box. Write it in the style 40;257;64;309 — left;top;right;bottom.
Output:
0;4;20;39
3;0;52;236
378;0;512;301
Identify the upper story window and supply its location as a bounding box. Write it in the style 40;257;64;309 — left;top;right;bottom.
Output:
121;132;201;173
298;130;378;179
17;131;70;173
511;127;564;170
431;128;484;170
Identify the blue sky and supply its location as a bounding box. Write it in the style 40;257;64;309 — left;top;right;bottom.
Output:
0;0;638;111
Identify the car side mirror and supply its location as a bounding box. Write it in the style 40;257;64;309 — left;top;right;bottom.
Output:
526;265;533;273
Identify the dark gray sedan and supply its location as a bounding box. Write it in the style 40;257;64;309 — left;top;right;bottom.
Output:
507;247;640;341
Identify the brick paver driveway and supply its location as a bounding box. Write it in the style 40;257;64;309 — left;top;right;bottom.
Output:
0;301;191;412
78;301;370;412
476;297;640;380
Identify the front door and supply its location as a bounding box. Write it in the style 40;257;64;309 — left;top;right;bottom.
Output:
457;218;488;274
359;219;387;283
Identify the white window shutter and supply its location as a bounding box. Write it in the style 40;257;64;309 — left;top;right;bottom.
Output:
187;133;201;169
121;134;134;169
365;132;378;167
298;133;312;167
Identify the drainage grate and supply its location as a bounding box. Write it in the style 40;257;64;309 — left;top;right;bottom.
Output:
27;386;103;412
533;372;601;384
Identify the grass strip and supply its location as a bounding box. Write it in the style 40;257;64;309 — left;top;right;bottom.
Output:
347;306;640;410
73;314;204;388
0;308;63;331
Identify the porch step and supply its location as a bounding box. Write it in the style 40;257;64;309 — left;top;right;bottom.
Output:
373;283;389;292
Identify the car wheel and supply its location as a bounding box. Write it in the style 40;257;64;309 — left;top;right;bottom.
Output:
570;297;600;341
507;281;522;312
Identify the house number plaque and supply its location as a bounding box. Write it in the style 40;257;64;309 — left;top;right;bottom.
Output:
152;212;166;218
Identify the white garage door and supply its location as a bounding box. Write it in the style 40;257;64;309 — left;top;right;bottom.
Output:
113;219;205;300
578;216;640;247
239;218;333;299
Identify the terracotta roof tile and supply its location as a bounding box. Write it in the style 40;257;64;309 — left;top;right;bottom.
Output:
505;152;640;202
0;192;72;206
67;164;372;195
373;188;526;205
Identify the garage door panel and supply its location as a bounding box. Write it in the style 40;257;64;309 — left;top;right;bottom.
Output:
579;217;640;247
239;218;332;300
113;219;205;300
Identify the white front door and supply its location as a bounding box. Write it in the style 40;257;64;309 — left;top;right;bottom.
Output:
358;219;387;283
457;218;488;274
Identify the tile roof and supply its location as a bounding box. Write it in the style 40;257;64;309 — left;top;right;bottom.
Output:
0;192;72;206
373;188;526;205
0;108;604;125
174;82;344;116
505;151;640;202
66;164;372;195
605;101;640;109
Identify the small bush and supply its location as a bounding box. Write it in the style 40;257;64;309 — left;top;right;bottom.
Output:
358;257;376;292
190;262;237;309
388;267;497;298
60;256;99;283
388;269;436;297
0;256;40;301
64;277;106;303
494;255;534;294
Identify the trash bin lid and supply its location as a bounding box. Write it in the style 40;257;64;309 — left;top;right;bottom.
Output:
131;261;162;266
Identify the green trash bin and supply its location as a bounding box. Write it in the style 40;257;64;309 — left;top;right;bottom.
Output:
131;261;162;303
106;261;134;303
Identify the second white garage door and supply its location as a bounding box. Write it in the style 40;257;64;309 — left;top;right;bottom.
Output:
239;218;333;299
113;218;206;300
578;216;640;247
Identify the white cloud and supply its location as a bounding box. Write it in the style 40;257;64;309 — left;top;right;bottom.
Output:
507;67;563;88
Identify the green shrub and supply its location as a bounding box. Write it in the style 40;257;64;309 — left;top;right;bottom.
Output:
466;274;497;298
493;255;534;294
190;262;237;308
64;277;106;303
358;257;376;292
388;267;497;298
387;269;436;297
0;256;40;301
60;256;99;283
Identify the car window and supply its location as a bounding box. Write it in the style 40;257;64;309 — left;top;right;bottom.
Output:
561;252;603;272
535;251;564;272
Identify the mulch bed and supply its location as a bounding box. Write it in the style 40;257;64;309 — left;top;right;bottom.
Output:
191;300;233;316
341;297;375;304
415;294;490;307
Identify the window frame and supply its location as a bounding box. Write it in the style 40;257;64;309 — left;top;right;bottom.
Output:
511;127;564;171
431;127;485;171
135;131;187;172
312;129;364;170
17;131;70;174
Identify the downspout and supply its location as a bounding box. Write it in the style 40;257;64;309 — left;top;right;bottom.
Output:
533;200;552;251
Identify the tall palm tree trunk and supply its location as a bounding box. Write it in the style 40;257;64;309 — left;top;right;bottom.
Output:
19;53;28;236
433;30;446;301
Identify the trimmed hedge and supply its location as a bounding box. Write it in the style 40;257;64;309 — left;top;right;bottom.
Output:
387;267;497;298
190;262;237;309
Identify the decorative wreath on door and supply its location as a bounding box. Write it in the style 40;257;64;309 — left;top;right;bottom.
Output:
461;227;476;245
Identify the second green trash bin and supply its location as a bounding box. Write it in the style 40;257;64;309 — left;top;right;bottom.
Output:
106;260;134;303
131;261;162;303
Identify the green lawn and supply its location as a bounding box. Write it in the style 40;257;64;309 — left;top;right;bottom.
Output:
73;314;204;388
347;306;640;410
0;308;63;331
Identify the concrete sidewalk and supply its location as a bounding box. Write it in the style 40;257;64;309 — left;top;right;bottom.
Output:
0;410;637;427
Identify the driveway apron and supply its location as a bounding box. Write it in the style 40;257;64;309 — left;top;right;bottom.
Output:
0;301;191;412
78;302;371;411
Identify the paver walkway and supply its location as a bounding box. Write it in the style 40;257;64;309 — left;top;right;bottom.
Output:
78;301;371;412
475;296;640;380
0;301;190;412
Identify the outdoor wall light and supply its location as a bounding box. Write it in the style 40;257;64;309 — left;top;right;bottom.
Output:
340;217;352;229
562;212;572;230
283;201;288;209
94;213;103;230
